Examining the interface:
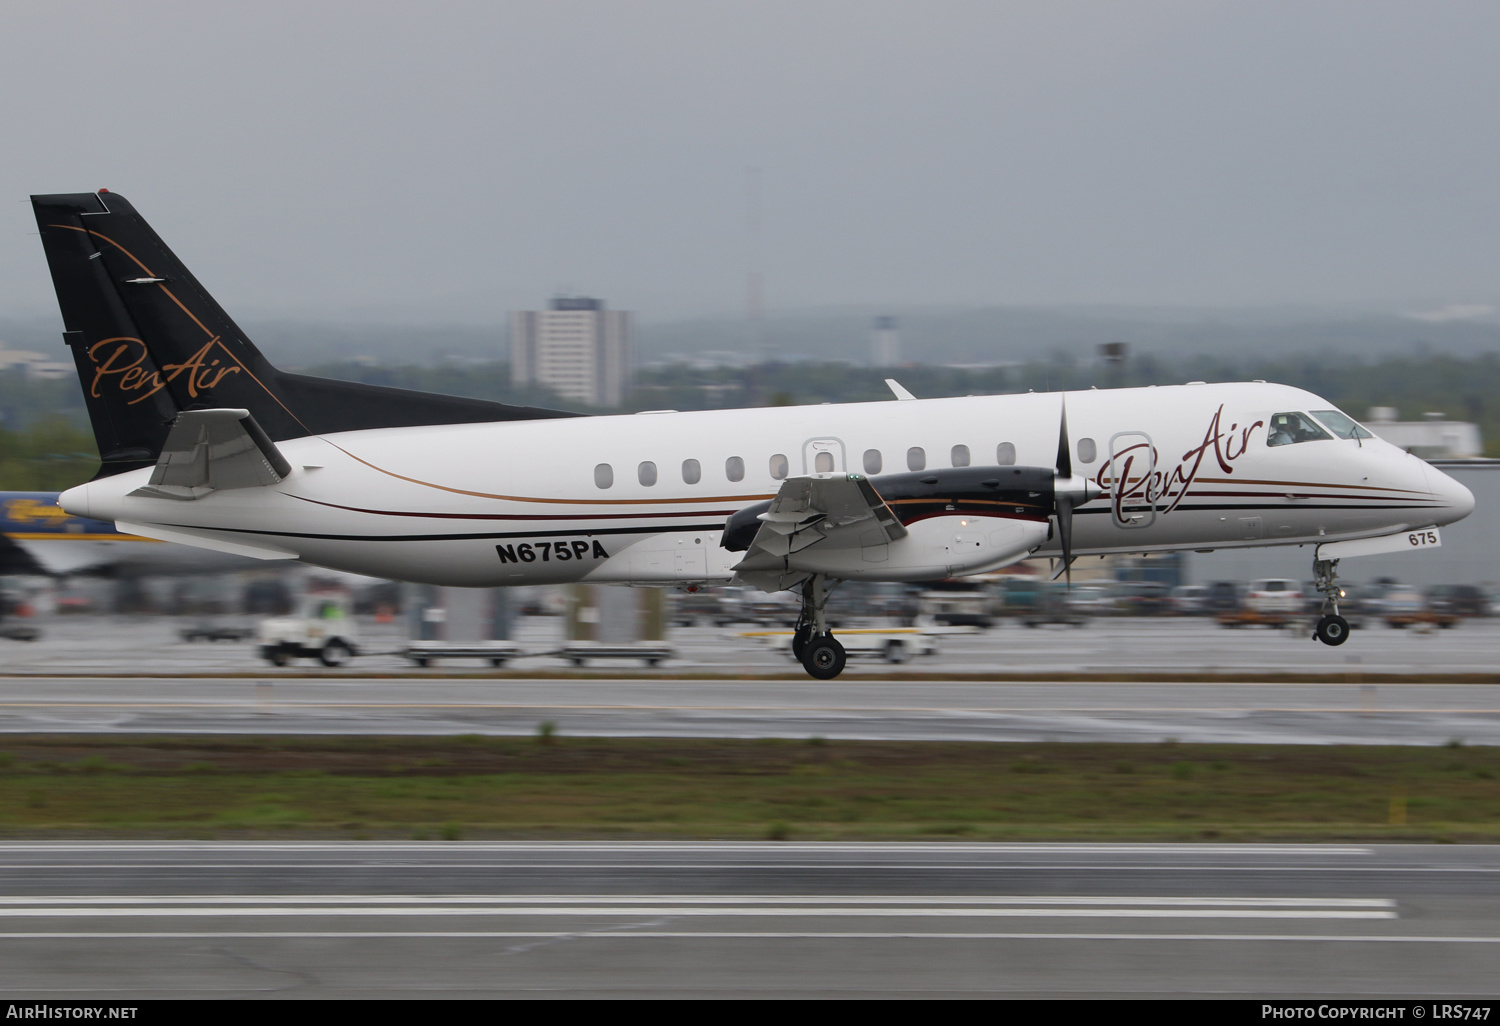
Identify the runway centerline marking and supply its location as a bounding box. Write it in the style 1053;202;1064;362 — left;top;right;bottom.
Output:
0;842;1376;855
0;894;1395;908
0;931;1479;943
0;895;1397;920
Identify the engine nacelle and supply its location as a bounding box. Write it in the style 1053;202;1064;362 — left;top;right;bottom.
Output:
778;513;1048;581
723;466;1057;586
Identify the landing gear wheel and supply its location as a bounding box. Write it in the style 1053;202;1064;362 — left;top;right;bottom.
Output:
267;649;291;667
1314;614;1350;647
802;635;846;680
791;624;814;663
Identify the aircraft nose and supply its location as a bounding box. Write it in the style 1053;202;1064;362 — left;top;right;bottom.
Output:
1427;465;1475;526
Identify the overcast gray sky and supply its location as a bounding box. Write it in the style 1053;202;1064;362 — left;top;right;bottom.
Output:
2;1;1497;324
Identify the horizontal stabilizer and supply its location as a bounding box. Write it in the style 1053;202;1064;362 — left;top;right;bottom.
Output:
129;409;291;501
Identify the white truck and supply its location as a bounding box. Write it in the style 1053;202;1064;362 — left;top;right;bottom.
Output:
257;595;360;666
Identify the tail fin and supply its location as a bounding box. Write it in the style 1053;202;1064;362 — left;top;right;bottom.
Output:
32;191;576;478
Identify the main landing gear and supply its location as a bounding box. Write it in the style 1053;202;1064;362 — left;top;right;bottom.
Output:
1311;556;1350;647
793;575;846;680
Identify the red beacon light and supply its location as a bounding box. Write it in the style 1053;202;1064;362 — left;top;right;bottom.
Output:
99;188;110;193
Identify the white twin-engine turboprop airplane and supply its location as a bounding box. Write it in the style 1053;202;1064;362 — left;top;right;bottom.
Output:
34;191;1475;678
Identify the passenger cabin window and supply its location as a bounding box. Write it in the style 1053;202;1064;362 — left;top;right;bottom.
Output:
769;453;789;480
681;459;701;484
594;463;613;489
907;447;926;471
814;451;834;474
1309;410;1373;440
951;444;970;467
1267;412;1333;447
995;442;1016;466
638;461;658;486
1077;437;1097;463
863;449;882;474
725;456;745;482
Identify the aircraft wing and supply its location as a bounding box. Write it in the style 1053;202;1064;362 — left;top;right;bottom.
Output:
129;409;293;501
731;473;906;590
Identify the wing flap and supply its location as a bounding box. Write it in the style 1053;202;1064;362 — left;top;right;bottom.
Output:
732;473;906;581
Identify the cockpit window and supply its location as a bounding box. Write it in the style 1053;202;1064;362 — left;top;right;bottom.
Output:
1309;409;1373;440
1267;412;1333;447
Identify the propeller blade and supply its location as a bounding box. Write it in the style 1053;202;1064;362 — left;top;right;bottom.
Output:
1057;494;1074;587
1053;396;1074;585
1055;397;1071;481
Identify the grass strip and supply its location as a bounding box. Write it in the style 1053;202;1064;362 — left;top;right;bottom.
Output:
0;734;1495;842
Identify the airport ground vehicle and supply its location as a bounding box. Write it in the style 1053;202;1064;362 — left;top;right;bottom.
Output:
916;581;996;627
671;588;737;628
257;595;360;666
1382;586;1458;629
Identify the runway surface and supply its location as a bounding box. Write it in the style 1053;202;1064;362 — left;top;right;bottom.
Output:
3;676;1499;744
0;841;1495;996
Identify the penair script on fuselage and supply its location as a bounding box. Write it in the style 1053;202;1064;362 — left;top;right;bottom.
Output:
1095;405;1264;520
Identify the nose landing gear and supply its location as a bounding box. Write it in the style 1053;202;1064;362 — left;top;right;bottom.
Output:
793;574;847;679
1312;557;1350;647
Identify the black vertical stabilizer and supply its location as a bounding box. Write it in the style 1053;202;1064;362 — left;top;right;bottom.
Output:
31;191;579;478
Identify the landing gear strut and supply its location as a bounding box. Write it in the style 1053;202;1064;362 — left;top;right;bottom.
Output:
794;575;846;679
1312;557;1350;647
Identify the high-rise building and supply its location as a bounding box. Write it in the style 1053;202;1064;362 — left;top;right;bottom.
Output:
510;297;631;407
871;315;900;367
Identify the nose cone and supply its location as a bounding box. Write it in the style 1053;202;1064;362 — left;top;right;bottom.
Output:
1427;465;1475;526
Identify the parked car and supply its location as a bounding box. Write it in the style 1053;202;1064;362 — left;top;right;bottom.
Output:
1117;581;1172;616
1245;579;1303;617
1169;585;1209;615
1426;584;1489;618
997;577;1046;616
1021;584;1087;627
1361;578;1407;618
1063;583;1117;616
1204;580;1243;614
1219;578;1302;628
